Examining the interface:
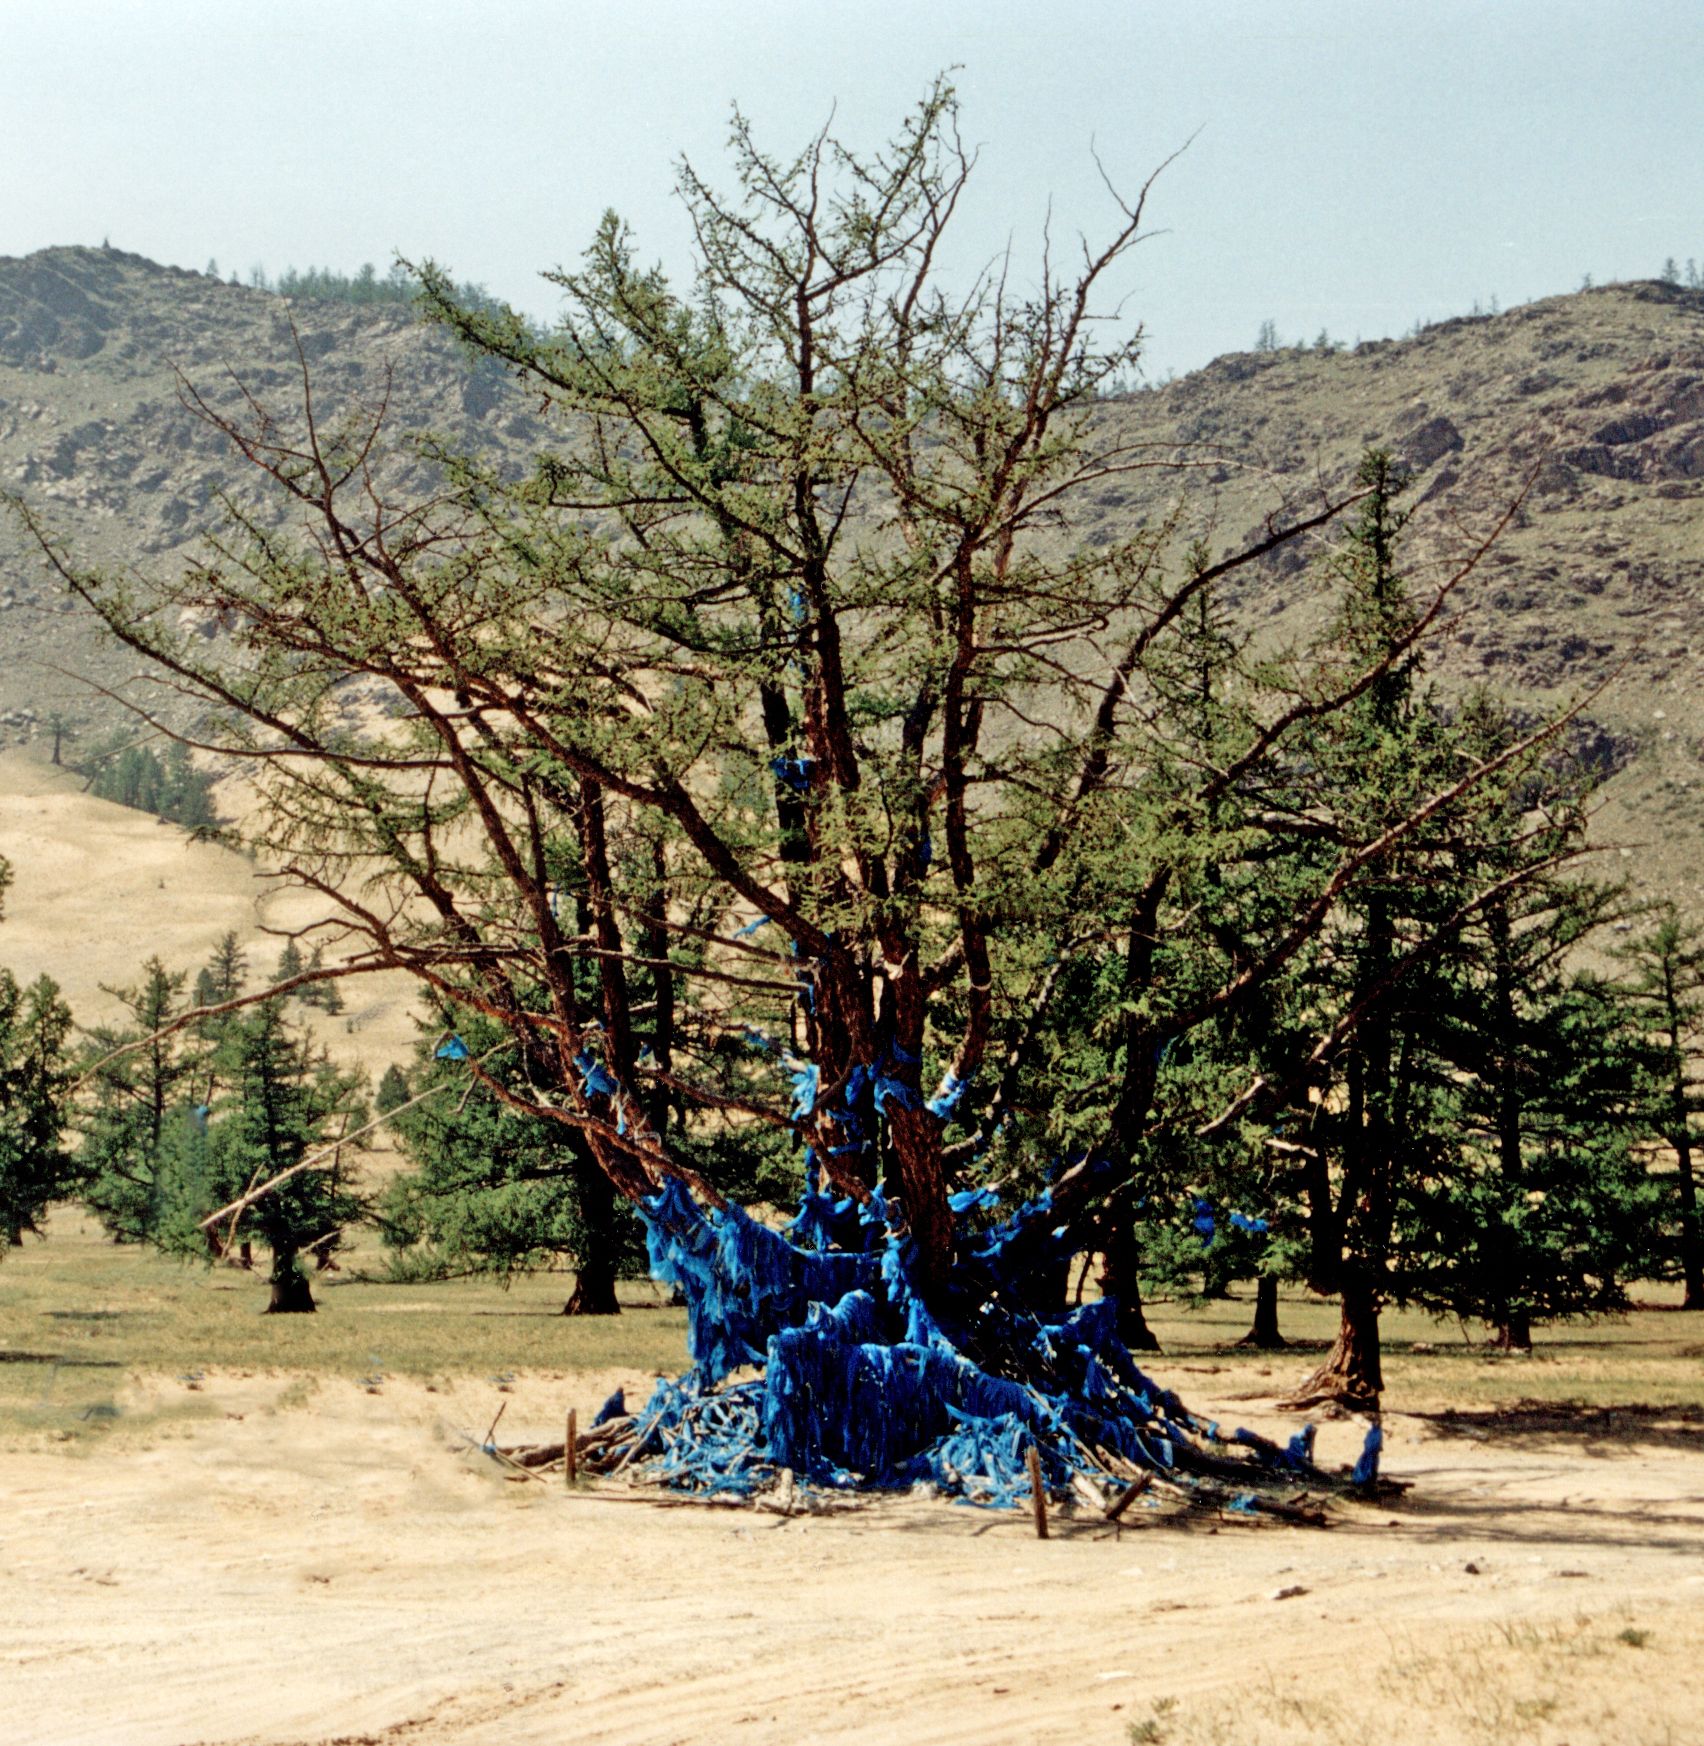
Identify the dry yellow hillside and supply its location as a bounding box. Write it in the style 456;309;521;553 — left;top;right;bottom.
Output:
0;747;419;1073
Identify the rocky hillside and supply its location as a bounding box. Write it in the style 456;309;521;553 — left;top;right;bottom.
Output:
0;244;543;729
2;244;1702;905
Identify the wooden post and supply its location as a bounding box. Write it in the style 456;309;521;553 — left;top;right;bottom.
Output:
566;1408;578;1487
1026;1443;1049;1540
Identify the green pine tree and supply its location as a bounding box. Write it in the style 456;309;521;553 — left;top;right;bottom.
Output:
0;970;76;1248
384;1007;646;1312
1615;908;1704;1307
194;1000;368;1311
79;958;207;1244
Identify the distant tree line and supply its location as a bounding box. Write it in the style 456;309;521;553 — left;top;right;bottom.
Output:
211;256;515;323
1252;257;1704;365
75;733;220;832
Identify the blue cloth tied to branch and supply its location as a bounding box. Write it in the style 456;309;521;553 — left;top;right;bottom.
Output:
872;1072;919;1114
783;1055;820;1121
770;754;815;793
575;1049;619;1100
927;1070;970;1120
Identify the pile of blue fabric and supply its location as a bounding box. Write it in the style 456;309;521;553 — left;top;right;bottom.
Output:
627;1174;1378;1512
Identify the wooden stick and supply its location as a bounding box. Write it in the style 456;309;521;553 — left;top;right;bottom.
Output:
1026;1443;1049;1540
489;1446;550;1485
1071;1473;1109;1518
609;1407;663;1477
197;1073;464;1230
1105;1472;1154;1522
483;1399;507;1448
503;1416;631;1467
566;1408;578;1487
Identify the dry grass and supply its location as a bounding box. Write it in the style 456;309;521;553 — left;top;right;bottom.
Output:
1126;1609;1699;1745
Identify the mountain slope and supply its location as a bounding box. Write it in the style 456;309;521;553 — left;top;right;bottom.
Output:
1;244;1701;905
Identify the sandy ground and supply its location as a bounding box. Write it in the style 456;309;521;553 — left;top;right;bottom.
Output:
4;1372;1702;1746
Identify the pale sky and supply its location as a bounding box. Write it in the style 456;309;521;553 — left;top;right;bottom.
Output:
3;0;1701;378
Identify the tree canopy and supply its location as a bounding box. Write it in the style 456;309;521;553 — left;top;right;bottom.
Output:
9;84;1652;1422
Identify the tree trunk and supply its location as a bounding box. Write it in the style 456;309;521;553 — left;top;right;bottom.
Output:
887;1102;953;1295
564;1162;624;1316
266;1248;316;1314
1096;1196;1160;1352
1282;1280;1381;1409
1674;1127;1704;1310
1486;900;1531;1343
563;1256;621;1316
1238;1274;1287;1349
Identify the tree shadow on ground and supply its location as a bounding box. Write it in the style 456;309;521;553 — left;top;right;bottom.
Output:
1413;1400;1704;1457
1374;1475;1704;1560
0;1349;124;1368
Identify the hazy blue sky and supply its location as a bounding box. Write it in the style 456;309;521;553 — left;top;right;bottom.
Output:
4;0;1701;377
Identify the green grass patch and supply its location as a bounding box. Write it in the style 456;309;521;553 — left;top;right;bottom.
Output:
1140;1282;1704;1416
0;1209;690;1446
6;1209;1703;1453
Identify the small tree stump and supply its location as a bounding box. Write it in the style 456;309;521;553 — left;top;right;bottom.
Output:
1026;1443;1049;1540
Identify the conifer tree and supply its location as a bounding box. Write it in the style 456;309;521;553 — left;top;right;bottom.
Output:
194;932;247;1042
80;958;207;1244
300;945;344;1014
1262;458;1606;1404
1397;959;1655;1340
196;1000;367;1311
384;1010;646;1310
0;970;76;1248
375;1062;411;1115
274;939;306;988
1616;909;1704;1307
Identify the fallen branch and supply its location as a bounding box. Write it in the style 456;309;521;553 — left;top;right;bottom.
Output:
196;1055;503;1230
1104;1473;1154;1522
